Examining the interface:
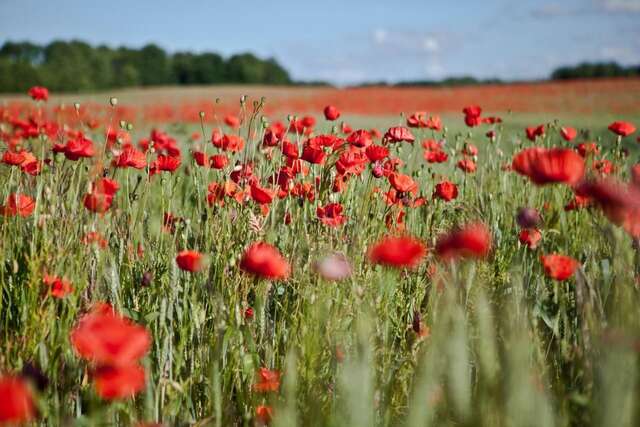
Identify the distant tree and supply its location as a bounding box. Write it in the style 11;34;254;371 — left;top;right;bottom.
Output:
551;62;640;80
0;39;292;92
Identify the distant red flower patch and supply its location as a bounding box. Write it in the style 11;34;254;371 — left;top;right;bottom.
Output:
368;235;426;268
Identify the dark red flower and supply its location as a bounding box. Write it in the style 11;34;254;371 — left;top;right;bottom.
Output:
457;158;477;173
28;86;49;101
512;147;584;186
176;250;205;272
365;145;389;162
519;229;542;249
0;375;35;423
323;105;341;121
43;274;73;298
384;126;415;143
210;154;229;169
540;254;579;280
70;304;151;367
560;127;577;142
256;405;273;425
525;124;545;141
240;242;290;280
253;368;281;393
433;180;458;202
368;235;426;268
301;145;326;165
0;193;35;217
347;130;373;148
250;183;275;205
389;173;418;193
64;137;95;160
435;222;492;260
316;203;347;227
608;121;636;137
93;364;146;400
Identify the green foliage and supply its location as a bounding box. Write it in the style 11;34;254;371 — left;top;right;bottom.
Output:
0;40;292;93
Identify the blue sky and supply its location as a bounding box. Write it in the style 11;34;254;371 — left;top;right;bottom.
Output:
1;0;639;84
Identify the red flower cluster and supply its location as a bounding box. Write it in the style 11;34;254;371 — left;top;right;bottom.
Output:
71;303;151;400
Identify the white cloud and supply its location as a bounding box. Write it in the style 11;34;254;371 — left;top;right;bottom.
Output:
598;0;640;12
600;46;640;63
422;37;439;53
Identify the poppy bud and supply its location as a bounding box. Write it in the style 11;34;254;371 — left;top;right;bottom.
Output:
372;162;384;178
516;207;541;229
109;97;118;107
412;311;421;334
21;362;49;391
140;271;153;287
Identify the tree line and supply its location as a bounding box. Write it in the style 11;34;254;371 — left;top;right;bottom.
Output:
0;40;292;93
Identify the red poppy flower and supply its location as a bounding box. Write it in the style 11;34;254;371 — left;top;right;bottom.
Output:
335;151;368;176
240;242;290;280
71;304;151;367
151;155;181;174
424;149;448;164
576;142;599;157
435;222;492;260
43;274;73;298
83;192;114;214
250;183;275;205
64;137;95;160
256;405;273;425
347;130;373;148
93;364;146;400
316;202;347;227
365;145;389;162
0;375;35;423
210;154;229;169
253;367;281;393
112;147;146;169
388;173;418;193
540;254;579;281
525;124;545;141
407;112;428;128
457;159;477;173
519;229;542;249
224;115;240;128
368;235;426;268
463;105;482;127
176;250;205;272
433;180;458;201
575;178;640;225
82;232;108;248
301;145;326;165
461;144;478;157
608;121;636;137
2;150;26;166
384;126;415;143
0;193;35;217
323;105;340;121
28;86;49;101
512;147;584;186
192;150;207;167
219;134;245;152
560;127;577;142
593;159;615;175
282;140;299;159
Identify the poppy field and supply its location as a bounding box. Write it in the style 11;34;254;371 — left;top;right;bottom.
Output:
1;83;640;426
